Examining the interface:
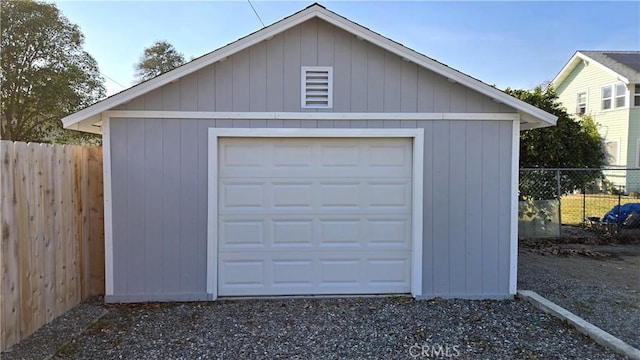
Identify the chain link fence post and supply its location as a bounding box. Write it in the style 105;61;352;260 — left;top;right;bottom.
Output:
556;169;562;238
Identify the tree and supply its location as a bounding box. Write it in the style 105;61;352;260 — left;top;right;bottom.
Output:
1;0;105;143
507;86;606;199
134;41;185;82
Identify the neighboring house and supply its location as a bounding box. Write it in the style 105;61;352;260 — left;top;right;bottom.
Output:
62;4;556;303
552;51;640;191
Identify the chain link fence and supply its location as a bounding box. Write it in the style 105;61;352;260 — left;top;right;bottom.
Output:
519;168;640;238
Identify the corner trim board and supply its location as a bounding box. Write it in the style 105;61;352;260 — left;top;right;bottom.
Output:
509;120;520;294
102;114;114;295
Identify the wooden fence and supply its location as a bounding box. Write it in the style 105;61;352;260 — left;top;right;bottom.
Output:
0;141;104;351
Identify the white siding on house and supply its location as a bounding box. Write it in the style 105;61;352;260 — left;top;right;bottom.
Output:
555;58;633;189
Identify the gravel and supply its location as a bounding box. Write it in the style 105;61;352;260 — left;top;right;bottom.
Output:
3;245;636;359
518;246;640;350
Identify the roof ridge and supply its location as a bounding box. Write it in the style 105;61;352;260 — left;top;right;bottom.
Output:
579;50;640;53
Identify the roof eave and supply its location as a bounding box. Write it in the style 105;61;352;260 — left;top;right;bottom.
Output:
63;4;556;132
62;6;324;130
552;51;631;89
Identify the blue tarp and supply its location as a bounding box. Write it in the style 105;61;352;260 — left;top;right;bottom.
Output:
602;203;640;227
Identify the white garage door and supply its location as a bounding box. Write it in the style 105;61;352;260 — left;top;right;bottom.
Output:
217;137;413;296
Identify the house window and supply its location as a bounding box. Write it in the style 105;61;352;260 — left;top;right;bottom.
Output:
634;85;640;107
604;139;620;165
615;83;626;108
602;86;612;110
301;66;333;109
576;92;587;115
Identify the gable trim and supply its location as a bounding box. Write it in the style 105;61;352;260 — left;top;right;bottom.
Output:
62;4;556;131
552;52;631;90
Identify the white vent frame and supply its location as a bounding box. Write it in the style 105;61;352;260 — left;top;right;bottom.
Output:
301;66;333;109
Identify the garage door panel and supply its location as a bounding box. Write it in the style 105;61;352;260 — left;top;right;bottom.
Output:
219;138;412;178
272;182;314;209
219;215;411;250
218;251;411;296
320;144;361;167
272;260;314;286
218;137;412;296
220;182;265;210
368;181;411;209
318;259;361;284
219;220;265;248
222;143;266;168
318;182;361;209
366;257;411;286
319;219;362;245
273;143;313;167
369;143;411;168
368;219;410;246
272;220;314;246
219;260;265;288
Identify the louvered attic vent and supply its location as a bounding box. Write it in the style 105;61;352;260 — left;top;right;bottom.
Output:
301;66;333;108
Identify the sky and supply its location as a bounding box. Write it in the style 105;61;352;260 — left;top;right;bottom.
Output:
52;0;640;97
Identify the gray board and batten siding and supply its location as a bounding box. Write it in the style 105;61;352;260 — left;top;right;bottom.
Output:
105;17;516;302
107;18;515;301
109;118;513;302
114;18;513;115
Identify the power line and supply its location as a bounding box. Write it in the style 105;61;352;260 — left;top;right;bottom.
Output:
99;71;127;90
247;0;265;28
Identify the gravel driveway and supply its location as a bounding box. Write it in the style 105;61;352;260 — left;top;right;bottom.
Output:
3;245;636;359
518;243;640;350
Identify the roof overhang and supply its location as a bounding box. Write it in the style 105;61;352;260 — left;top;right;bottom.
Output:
552;51;631;90
63;3;557;134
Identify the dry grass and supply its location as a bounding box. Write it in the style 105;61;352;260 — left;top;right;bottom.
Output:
561;193;640;225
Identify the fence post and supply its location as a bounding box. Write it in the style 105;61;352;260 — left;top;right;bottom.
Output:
582;185;586;227
556;169;562;238
617;191;622;232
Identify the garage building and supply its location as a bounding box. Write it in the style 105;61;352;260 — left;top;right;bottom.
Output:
63;4;556;302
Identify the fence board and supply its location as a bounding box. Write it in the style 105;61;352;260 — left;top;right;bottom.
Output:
87;147;105;296
30;144;46;335
15;141;33;340
1;141;19;349
42;144;56;324
0;141;104;352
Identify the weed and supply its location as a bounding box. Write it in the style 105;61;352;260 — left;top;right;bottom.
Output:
54;340;79;359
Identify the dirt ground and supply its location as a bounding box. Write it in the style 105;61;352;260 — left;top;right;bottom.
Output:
518;227;640;349
519;226;640;290
519;243;640;290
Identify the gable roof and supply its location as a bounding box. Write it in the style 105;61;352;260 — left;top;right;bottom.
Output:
63;3;556;133
552;51;640;89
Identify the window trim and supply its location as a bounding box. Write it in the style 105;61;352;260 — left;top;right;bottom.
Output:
601;85;613;110
604;138;621;166
601;83;628;111
634;84;640;107
576;91;588;115
614;83;627;108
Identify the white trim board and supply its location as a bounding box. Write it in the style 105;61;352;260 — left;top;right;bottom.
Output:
552;51;633;89
102;115;114;296
62;4;556;131
509;120;520;295
103;111;521;121
206;128;424;300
